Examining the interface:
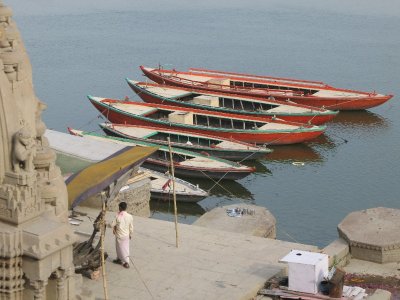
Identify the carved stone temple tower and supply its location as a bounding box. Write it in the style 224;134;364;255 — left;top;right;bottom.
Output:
0;2;88;299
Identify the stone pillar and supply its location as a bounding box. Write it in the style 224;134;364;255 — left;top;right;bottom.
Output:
0;225;24;300
52;269;67;300
30;280;47;300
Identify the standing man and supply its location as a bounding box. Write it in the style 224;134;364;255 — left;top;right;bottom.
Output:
111;202;134;268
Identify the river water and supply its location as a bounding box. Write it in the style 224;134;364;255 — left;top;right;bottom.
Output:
11;0;400;247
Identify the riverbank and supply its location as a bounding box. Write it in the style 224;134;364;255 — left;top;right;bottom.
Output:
73;206;317;299
72;205;400;299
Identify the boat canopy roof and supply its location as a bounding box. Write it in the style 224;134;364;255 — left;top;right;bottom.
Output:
46;129;125;161
65;143;157;209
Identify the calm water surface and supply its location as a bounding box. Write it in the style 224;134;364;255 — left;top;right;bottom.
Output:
11;0;400;247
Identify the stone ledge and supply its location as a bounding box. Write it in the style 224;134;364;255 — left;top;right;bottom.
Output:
338;207;400;263
21;216;75;260
193;204;276;238
322;238;349;268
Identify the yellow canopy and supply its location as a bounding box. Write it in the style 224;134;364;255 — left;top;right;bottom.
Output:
66;146;158;209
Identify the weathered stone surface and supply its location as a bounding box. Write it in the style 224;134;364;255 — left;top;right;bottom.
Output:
74;206;319;300
193;204;276;238
0;1;89;298
366;289;392;300
338;207;400;263
82;176;151;217
323;238;350;268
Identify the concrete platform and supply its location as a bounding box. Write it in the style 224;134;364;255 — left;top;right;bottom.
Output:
344;258;400;278
338;207;400;263
73;207;318;300
193;204;276;238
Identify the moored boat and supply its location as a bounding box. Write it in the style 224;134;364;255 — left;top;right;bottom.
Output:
68;128;255;180
64;167;208;203
140;66;393;110
126;79;338;125
130;168;208;202
88;96;326;145
49;129;209;202
99;123;272;161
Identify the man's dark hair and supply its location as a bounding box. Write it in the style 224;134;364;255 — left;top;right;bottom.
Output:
119;202;127;211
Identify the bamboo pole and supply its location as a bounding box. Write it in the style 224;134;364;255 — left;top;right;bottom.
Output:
100;199;109;300
167;137;179;248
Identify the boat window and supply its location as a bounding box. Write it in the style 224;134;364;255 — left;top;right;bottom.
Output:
195;114;208;126
244;82;253;88
146;109;171;121
221;97;234;109
225;81;320;95
232;119;243;129
220;118;232;128
241;100;256;111
177;93;201;102
259;102;278;111
207;116;222;128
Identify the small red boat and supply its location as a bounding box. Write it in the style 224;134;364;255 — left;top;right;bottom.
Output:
140;66;393;110
88;96;326;145
127;79;338;125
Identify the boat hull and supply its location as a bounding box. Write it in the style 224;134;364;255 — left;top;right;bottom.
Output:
127;80;338;125
284;95;393;111
150;190;207;203
141;66;393;111
90;99;325;145
101;125;270;161
142;159;251;181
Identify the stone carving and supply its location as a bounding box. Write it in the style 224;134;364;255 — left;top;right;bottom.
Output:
35;100;47;142
0;1;92;298
12;126;35;173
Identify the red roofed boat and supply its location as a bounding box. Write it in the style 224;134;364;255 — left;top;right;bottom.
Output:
88;95;326;145
126;79;338;125
140;66;393;110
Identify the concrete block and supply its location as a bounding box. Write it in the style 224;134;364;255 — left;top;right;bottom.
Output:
323;238;350;268
338;207;400;263
168;111;193;125
193;204;276;238
207;78;230;86
192;95;219;107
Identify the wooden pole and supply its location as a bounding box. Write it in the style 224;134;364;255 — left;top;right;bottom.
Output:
167;137;179;248
100;199;109;300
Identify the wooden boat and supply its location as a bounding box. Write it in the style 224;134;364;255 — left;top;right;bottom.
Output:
88;96;326;145
50;129;208;202
127;79;338;125
68;128;255;180
140;66;393;110
64;167;208;203
99;123;272;161
130;168;208;202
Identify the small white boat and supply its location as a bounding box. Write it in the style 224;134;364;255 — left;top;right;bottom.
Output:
129;168;208;202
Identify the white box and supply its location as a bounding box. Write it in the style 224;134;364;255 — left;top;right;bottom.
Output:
168;111;193;125
191;95;219;107
280;250;328;294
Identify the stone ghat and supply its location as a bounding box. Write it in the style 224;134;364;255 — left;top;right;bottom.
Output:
73;206;318;300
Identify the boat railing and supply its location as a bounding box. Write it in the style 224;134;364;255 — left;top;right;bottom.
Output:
189;67;328;87
161;73;304;96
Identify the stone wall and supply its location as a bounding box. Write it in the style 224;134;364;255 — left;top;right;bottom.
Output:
81;177;151;218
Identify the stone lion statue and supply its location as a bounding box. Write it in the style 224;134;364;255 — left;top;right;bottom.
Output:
12;126;35;173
